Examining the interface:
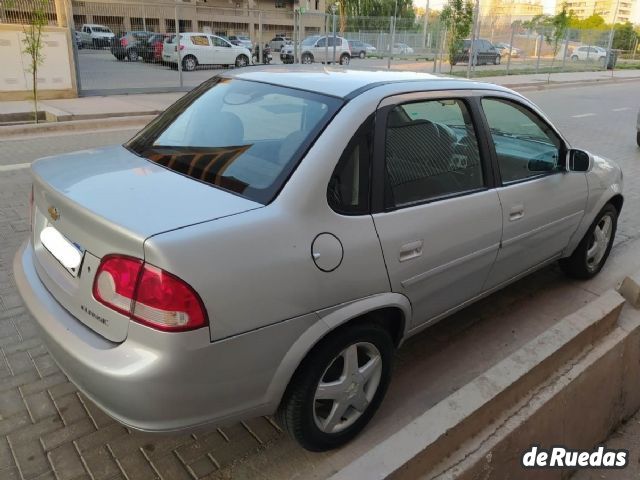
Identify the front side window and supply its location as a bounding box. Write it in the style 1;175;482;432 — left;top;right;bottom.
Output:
384;98;484;208
212;36;230;47
481;98;563;184
126;78;342;204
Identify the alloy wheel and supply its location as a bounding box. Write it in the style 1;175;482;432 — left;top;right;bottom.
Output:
586;214;613;272
313;342;382;434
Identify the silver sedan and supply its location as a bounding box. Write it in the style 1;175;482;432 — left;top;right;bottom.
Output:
14;67;623;451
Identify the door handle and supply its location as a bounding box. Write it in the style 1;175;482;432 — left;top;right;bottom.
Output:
399;240;423;262
509;204;525;221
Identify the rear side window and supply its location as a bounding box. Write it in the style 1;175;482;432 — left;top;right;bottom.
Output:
384;99;484;208
126;78;342;204
328;116;373;215
191;35;210;46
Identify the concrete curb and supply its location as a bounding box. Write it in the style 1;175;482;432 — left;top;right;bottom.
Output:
508;75;640;92
0;115;156;139
330;289;627;480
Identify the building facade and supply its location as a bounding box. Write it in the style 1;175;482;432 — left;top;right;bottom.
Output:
480;0;544;26
559;0;635;23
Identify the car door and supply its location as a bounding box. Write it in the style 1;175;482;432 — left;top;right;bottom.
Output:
188;34;211;65
479;95;588;290
315;36;328;62
211;36;234;64
371;92;503;328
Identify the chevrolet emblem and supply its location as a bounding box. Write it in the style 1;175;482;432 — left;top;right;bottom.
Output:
48;206;60;221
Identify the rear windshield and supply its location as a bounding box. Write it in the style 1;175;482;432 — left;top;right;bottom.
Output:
126;78;342;204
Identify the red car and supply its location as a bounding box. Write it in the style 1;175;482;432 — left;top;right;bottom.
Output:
143;33;171;63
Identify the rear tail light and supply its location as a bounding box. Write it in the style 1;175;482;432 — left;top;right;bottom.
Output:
120;38;128;47
93;255;208;332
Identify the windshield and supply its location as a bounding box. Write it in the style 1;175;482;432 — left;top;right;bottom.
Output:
126;78;342;204
94;27;111;33
302;36;320;46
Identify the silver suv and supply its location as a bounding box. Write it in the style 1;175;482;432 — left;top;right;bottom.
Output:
15;68;623;452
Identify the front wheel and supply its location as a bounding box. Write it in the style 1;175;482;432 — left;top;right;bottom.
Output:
235;54;249;67
339;54;350;65
301;53;313;64
359;51;365;59
571;55;579;61
127;49;138;62
494;55;501;65
277;323;394;451
182;55;197;71
560;204;618;279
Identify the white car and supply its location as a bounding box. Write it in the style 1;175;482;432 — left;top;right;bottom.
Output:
571;46;607;64
391;43;414;55
228;34;253;51
78;24;115;48
280;35;351;65
162;33;252;71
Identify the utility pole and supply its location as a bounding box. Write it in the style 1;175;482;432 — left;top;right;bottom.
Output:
605;0;621;75
387;0;399;70
423;0;430;51
331;3;337;63
466;0;479;79
175;4;183;87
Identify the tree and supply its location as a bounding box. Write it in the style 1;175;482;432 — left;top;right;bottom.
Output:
613;22;638;51
7;0;49;123
440;0;473;73
544;5;570;82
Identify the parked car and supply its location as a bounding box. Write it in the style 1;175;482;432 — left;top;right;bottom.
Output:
110;31;154;62
280;35;351;65
349;40;376;58
15;68;623;452
391;43;414;55
452;39;501;65
143;33;171;63
78;24;115;48
269;35;291;52
636;108;640;147
494;42;522;57
162;33;252;71
571;45;608;65
228;34;253;50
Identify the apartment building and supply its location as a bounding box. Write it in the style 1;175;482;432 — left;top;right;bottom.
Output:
3;0;326;44
559;0;635;23
480;0;543;26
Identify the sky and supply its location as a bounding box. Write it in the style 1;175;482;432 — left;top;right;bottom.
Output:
414;0;640;23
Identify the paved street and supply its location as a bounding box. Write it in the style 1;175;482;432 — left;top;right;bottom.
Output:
0;81;639;479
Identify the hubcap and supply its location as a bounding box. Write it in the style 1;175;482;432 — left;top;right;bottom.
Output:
586;214;613;272
313;342;382;434
237;56;246;66
185;58;195;70
303;56;312;64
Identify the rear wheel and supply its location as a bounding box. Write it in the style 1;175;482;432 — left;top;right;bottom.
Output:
494;55;501;65
182;55;197;71
571;55;578;61
339;54;350;65
359;51;365;59
277;323;394;451
127;49;138;62
560;204;617;279
235;54;249;67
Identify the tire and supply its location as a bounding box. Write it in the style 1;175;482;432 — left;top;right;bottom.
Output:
339;54;350;65
301;53;313;64
359;50;365;59
571;55;578;61
495;55;501;65
637;131;640;147
560;204;618;280
182;55;197;71
127;49;138;62
276;322;394;451
235;54;249;68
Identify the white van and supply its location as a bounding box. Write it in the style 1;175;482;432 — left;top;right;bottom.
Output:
162;33;252;71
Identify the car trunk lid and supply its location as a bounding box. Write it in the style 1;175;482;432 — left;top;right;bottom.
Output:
30;145;260;342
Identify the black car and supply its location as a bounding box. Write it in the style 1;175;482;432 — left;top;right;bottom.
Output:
110;31;154;62
452;39;501;66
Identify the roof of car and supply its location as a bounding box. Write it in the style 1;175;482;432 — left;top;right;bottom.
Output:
223;66;509;99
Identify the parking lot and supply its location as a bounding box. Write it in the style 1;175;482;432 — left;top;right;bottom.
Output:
76;45;625;93
0;81;639;479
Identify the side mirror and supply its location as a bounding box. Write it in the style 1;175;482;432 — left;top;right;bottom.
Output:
569;149;590;172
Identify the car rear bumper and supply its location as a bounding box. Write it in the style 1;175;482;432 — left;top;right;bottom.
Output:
13;240;317;432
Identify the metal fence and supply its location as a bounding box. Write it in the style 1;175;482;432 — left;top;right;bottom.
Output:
2;0;639;94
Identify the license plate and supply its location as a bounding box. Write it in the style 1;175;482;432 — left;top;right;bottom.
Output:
40;226;84;277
